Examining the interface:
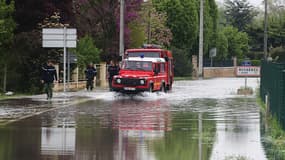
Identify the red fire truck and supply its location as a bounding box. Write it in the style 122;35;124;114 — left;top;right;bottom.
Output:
112;45;174;93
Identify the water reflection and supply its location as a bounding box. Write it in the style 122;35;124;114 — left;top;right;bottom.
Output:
41;128;75;156
0;97;267;160
111;99;171;160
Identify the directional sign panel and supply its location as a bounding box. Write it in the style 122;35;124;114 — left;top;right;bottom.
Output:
42;28;77;48
236;66;260;77
43;41;77;48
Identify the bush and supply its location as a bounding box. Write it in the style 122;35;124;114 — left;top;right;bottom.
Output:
172;47;192;77
251;60;261;66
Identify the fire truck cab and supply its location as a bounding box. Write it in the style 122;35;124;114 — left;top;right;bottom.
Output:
112;56;169;93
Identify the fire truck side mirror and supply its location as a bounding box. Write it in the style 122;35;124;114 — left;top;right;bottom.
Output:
164;57;169;62
154;67;159;75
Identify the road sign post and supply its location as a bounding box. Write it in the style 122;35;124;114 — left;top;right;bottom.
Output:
209;48;217;67
42;28;77;92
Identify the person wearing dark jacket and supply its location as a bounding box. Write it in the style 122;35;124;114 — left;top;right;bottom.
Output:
41;60;58;100
85;63;97;91
108;61;120;91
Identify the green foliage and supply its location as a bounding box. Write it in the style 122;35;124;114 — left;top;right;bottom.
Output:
224;0;258;31
153;0;199;50
220;26;249;59
204;0;218;55
251;60;261;66
74;35;101;69
0;0;15;49
146;5;173;47
129;22;145;48
0;0;16;92
171;47;192;77
216;30;229;59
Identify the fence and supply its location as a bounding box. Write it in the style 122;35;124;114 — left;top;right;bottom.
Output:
54;63;108;91
260;61;285;128
203;59;234;67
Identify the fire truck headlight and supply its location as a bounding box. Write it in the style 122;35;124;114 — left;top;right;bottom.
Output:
140;79;145;85
116;78;121;84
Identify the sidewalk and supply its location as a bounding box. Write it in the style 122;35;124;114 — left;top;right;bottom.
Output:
0;89;110;126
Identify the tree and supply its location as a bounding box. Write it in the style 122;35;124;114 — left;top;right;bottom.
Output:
14;0;74;32
153;0;199;51
224;0;258;31
203;0;218;56
74;0;143;61
171;47;192;76
74;35;101;70
218;26;248;59
216;30;228;59
0;0;16;92
128;21;145;48
138;1;173;47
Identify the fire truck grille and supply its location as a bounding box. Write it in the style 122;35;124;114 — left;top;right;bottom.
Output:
121;78;141;86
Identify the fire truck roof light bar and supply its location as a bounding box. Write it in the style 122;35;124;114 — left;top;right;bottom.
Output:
142;44;162;49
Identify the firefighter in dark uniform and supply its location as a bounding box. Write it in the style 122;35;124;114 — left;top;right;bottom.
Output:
108;61;120;91
41;60;58;100
85;63;97;91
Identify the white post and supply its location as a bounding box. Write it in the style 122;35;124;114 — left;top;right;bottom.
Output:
63;27;67;92
119;0;125;57
76;67;79;89
67;50;70;91
245;77;247;89
198;0;204;78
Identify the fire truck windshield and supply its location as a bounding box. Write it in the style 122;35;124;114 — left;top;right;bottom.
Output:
128;52;160;58
122;61;153;71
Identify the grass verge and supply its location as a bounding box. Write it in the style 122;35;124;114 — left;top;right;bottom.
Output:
0;93;29;100
174;76;192;81
257;96;285;160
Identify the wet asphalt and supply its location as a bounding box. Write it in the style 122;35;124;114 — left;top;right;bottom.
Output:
0;78;267;160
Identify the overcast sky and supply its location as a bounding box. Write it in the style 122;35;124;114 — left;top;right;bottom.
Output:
216;0;263;7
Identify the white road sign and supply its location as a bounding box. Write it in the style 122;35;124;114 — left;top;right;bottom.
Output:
42;28;77;48
42;28;77;92
43;41;77;48
236;66;260;77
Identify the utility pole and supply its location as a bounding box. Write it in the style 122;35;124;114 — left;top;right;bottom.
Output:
264;0;268;60
198;0;204;78
147;1;151;44
119;0;125;57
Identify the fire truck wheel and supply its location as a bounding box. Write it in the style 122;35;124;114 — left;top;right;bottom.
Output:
161;83;167;93
149;84;154;93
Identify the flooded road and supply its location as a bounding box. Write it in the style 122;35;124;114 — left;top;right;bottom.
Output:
0;78;267;160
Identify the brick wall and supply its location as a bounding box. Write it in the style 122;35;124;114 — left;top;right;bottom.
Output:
203;67;236;78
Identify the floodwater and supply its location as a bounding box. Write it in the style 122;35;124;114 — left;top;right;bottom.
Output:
0;78;268;160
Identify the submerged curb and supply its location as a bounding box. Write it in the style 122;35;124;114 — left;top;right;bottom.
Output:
0;98;91;126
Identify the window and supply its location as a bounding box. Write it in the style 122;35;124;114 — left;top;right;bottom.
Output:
122;61;153;71
128;52;160;58
160;64;165;73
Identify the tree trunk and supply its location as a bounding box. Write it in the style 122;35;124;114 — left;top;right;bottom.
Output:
3;63;7;93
